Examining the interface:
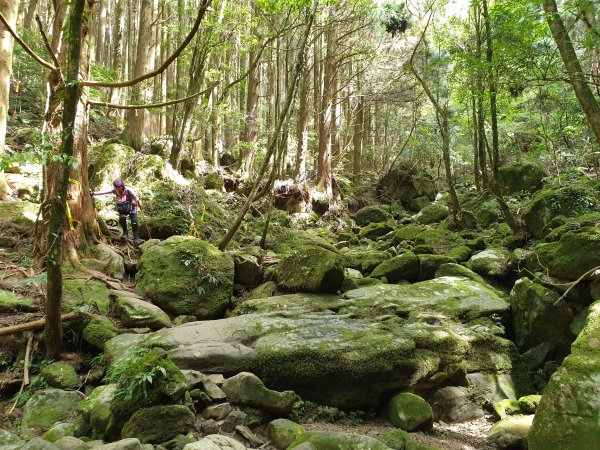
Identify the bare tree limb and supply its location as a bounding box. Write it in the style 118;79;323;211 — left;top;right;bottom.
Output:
0;10;58;72
90;84;216;110
81;0;213;88
35;15;63;82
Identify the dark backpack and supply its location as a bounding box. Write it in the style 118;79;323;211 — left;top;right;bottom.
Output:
116;200;132;215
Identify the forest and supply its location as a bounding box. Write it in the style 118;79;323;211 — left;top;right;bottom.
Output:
1;0;600;449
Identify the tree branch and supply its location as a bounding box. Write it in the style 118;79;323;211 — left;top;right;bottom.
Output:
0;11;58;72
89;84;216;110
81;0;213;88
35;15;63;81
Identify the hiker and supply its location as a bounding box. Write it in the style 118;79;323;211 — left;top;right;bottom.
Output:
91;178;144;245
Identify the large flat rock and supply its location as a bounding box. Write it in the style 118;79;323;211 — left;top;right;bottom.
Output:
106;277;515;408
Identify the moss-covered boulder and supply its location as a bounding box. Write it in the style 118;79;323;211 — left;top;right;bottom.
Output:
275;245;344;293
101;349;187;438
77;384;118;436
0;429;25;447
377;168;436;209
0;289;35;312
434;263;486;285
522;186;599;239
233;248;262;286
417;255;455;281
387;392;433;431
88;142;136;191
370;252;419;283
497;162;546;195
83;316;118;349
0;200;38;246
518;394;542;414
42;419;88;442
415;203;449;225
107;276;514;410
23;389;81;431
529;300;600;450
340;248;390;274
529;227;600;281
136;236;234;319
354;206;392;227
467;248;511;277
87;244;125;280
62;279;110;314
113;291;172;330
221;372;300;416
183;436;245;450
358;221;395;240
393;225;427;244
121;405;195;444
289;431;392;450
413;229;467;256
268;419;306;450
41;363;79;390
509;278;575;355
489;415;534;450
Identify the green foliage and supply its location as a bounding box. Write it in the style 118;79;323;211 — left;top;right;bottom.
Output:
0;134;78;171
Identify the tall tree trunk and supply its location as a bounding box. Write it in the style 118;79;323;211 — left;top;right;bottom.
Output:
0;0;18;200
482;0;499;178
317;17;334;194
23;0;38;30
241;37;260;176
543;0;600;145
109;0;124;116
45;0;85;360
125;0;152;151
294;45;311;183
352;94;364;184
94;0;107;64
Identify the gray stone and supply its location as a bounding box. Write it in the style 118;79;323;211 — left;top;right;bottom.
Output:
234;425;264;447
53;437;90;450
20;438;60;450
200;419;219;435
387;392;433;431
429;386;484;423
0;430;24;446
467;248;511;277
112;291;172;330
488;415;533;450
40;363;79;390
222;372;300;416
202;403;232;420
121;405;195;444
183;435;247;450
287;431;390;450
221;410;248;433
93;439;142;450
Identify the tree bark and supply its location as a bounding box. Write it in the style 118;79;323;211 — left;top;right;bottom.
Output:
317;16;334;194
544;0;600;146
0;0;18;200
23;0;37;30
241;37;261;177
125;0;152;151
294;44;311;183
352;94;364;184
45;0;85;360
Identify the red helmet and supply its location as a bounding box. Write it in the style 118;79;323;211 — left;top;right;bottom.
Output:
113;178;125;188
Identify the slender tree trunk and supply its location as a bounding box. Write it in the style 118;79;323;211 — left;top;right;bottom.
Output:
543;0;600;145
45;0;85;360
94;0;107;63
352;94;364;184
241;37;260;176
294;46;311;183
0;0;18;200
482;0;499;178
125;0;152;150
317;17;334;194
23;0;38;30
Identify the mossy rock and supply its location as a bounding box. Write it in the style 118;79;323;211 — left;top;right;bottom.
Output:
77;384;118;436
104;349;188;439
41;363;79;390
88;244;125;280
354;206;393;227
113;292;172;330
377;429;437;450
377;168;436;208
518;394;542;414
387;392;433;431
522;186;600;239
83;316;118;349
204;172;223;190
289;431;392;450
62;279;111;314
221;372;301;416
543;212;600;242
340;248;392;274
0;429;25;446
530;227;600;281
136;236;234;319
529;300;600;450
415;203;449;225
275;245;344;294
268;419;306;450
268;227;337;255
497;162;546;195
409;196;432;212
0;289;35;312
413;229;466;255
467;248;511;277
417;255;455;281
434;263;486;285
0;200;38;245
509;278;575;355
474;203;502;229
121;405;195;444
359;221;396;240
393;225;427;244
88;142;136;191
493;398;521;419
489;414;534;449
23;389;81;431
42;419;88;442
233;249;262;286
246;281;278;300
370;252;419;283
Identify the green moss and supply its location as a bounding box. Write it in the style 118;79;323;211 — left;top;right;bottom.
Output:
493;399;521;418
340;248;390;274
82;316;118;349
523;185;599;238
358;221;396;240
136;235;234;318
370;252;419;283
544;212;600;242
268;226;337;255
275;245;344;293
393;225;426;244
289;431;392;450
413;228;466;255
62;279;111;314
387;392;433;431
416;203;449;225
88;142;135;191
497;162;546;195
354;206;392;227
22;389;81;431
446;245;472;262
41;362;79;389
0;289;34;312
104;349;188;439
121;405;195;443
518;394;542;413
